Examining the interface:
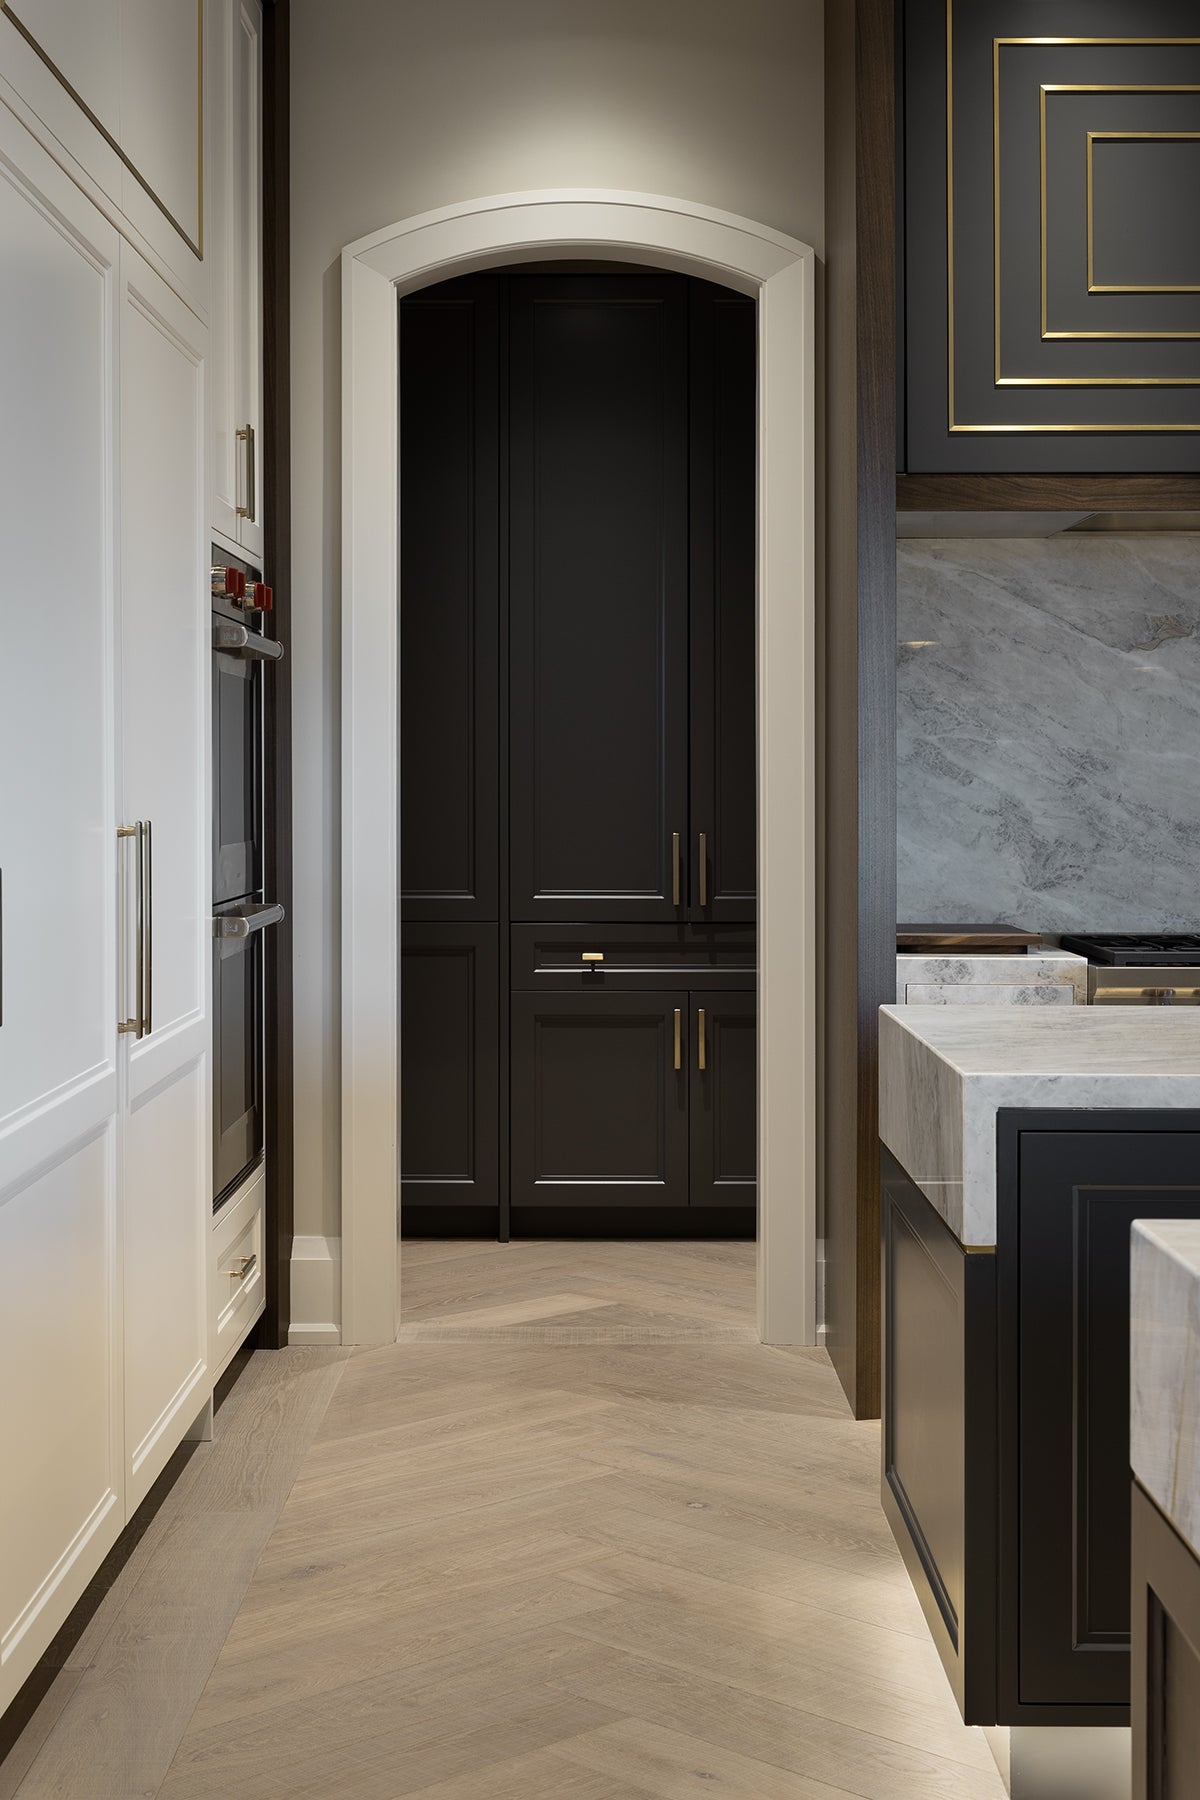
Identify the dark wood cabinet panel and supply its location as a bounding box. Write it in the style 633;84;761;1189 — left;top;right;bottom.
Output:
689;283;756;922
508;276;690;921
903;0;1200;473
881;1150;998;1725
399;280;499;920
689;991;756;1209
400;924;499;1210
1006;1125;1200;1711
1133;1483;1200;1800
510;991;689;1208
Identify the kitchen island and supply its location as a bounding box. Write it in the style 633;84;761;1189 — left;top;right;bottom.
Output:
878;1006;1200;1798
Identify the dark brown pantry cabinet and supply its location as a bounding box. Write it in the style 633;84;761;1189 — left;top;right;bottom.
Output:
399;271;757;1234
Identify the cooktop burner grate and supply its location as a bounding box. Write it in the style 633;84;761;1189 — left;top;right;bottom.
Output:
1060;934;1200;966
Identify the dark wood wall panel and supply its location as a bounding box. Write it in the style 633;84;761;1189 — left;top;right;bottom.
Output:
823;0;897;1420
261;0;292;1345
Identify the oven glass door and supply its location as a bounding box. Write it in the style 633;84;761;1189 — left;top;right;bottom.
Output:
213;920;264;1205
213;642;263;906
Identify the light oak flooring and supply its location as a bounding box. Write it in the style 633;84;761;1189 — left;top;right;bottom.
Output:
1;1241;1005;1800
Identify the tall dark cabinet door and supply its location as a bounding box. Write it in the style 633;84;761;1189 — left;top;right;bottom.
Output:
400;924;499;1210
689;990;756;1210
689;284;757;923
399;279;499;921
509;276;690;921
510;992;689;1208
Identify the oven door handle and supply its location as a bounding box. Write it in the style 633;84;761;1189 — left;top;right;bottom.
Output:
213;902;285;939
212;622;284;662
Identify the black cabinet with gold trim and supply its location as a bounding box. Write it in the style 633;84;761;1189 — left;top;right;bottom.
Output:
903;0;1200;472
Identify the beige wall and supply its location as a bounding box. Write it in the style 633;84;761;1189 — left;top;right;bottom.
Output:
289;0;825;1241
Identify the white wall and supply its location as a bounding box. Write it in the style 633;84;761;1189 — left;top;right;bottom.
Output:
290;0;825;1242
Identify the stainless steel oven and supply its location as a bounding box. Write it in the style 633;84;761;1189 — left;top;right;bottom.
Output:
211;554;284;1208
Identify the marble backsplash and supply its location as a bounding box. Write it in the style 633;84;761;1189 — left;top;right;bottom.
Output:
897;534;1200;935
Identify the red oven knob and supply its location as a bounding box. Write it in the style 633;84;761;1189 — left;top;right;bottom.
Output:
210;565;247;601
249;582;273;611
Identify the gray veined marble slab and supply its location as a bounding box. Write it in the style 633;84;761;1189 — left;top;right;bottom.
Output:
895;950;1088;1006
1132;1219;1200;1561
878;1005;1200;1246
897;533;1200;936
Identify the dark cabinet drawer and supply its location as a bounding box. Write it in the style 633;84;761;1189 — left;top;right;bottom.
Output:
511;924;756;991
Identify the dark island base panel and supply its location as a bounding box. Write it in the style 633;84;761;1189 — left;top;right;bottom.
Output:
1132;1482;1200;1800
402;1204;755;1241
882;1115;1200;1729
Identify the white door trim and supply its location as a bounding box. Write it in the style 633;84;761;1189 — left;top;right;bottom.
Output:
340;189;817;1347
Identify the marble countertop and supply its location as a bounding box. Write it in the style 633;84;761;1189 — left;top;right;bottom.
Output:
1132;1220;1200;1560
879;1006;1200;1245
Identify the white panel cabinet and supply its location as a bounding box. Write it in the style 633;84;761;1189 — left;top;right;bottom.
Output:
0;107;214;1714
209;0;263;558
118;244;211;1512
0;106;124;1715
0;1;204;292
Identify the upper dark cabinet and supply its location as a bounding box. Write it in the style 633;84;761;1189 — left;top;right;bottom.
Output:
903;0;1200;473
508;276;691;921
400;279;500;920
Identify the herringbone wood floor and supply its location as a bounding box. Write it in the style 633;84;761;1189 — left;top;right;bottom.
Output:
2;1242;1005;1799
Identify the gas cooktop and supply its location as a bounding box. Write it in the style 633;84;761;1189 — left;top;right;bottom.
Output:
1060;934;1200;967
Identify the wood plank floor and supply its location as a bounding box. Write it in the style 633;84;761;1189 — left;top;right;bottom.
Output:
1;1242;1005;1799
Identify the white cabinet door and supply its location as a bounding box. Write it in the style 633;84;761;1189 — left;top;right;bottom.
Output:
209;0;263;557
118;242;211;1512
0;108;124;1717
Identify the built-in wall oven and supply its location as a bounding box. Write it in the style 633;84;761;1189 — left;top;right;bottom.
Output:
212;552;284;1208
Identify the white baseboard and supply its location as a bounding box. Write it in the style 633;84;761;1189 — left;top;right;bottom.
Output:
288;1235;342;1345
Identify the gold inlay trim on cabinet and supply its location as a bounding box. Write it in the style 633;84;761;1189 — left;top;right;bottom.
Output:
1087;131;1200;295
1037;87;1200;359
944;2;1200;433
0;0;205;260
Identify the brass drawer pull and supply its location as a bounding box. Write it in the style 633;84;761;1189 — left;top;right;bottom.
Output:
581;951;604;963
224;1253;257;1282
673;1007;682;1071
698;1007;707;1072
699;831;708;908
671;831;681;907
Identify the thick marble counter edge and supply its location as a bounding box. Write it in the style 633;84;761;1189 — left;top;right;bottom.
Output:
895;950;1088;1007
1132;1220;1200;1563
878;1006;1200;1247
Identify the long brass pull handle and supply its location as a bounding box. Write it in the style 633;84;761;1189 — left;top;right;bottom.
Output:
699;832;708;908
142;819;152;1037
673;1007;682;1071
117;824;141;1035
224;1253;257;1282
235;424;255;521
672;831;681;907
698;1007;707;1072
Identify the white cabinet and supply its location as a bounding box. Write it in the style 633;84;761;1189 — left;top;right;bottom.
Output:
0;106;125;1715
211;1163;266;1378
0;112;213;1714
209;0;263;559
0;1;204;292
118;246;211;1512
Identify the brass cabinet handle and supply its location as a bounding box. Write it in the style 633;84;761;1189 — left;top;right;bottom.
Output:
142;818;152;1037
697;1007;707;1072
671;831;681;907
581;951;604;963
699;831;708;908
224;1253;257;1282
117;823;141;1035
673;1007;682;1071
235;423;256;521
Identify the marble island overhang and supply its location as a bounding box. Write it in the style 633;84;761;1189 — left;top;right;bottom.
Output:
878;1005;1200;1246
